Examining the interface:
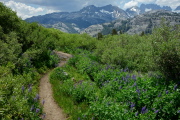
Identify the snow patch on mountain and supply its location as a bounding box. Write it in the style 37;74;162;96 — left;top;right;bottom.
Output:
100;9;112;14
145;8;152;12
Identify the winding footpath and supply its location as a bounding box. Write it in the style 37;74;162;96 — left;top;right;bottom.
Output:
39;51;72;120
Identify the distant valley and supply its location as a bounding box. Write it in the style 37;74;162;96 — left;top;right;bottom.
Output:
26;4;180;36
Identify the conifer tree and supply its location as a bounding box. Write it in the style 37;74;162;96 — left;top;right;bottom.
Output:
112;29;118;35
97;32;103;40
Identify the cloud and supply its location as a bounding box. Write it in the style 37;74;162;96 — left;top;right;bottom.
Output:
124;1;138;9
155;0;180;9
123;0;179;10
1;0;123;12
124;0;156;9
0;0;179;19
135;0;155;2
1;0;59;19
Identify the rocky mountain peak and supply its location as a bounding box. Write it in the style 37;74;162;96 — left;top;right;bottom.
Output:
175;6;180;10
175;6;180;13
126;6;140;17
140;4;172;14
26;4;179;34
80;5;97;12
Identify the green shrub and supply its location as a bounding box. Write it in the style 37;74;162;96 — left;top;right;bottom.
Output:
72;81;97;103
50;67;70;81
152;23;180;81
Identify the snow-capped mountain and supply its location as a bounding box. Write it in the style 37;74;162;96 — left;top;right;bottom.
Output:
126;4;172;17
26;4;177;34
174;6;180;13
140;4;172;14
81;10;180;36
26;4;128;33
126;6;140;17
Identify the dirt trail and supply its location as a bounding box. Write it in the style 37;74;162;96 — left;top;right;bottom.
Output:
39;51;72;120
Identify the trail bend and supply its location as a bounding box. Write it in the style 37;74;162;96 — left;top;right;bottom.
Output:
39;51;72;120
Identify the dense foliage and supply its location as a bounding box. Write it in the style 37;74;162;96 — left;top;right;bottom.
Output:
49;23;180;119
50;50;180;119
1;2;180;120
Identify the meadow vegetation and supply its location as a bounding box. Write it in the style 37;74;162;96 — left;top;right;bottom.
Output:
0;2;180;119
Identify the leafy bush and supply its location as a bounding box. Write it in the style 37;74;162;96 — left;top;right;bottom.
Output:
152;23;180;81
71;81;97;103
0;71;43;119
50;67;70;81
94;34;154;72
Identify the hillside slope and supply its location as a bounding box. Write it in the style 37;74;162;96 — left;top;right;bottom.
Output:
81;10;180;36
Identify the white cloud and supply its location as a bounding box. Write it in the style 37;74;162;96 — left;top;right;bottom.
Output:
1;0;179;18
155;0;180;9
123;0;179;10
2;0;59;19
124;1;138;9
0;0;122;12
135;0;155;2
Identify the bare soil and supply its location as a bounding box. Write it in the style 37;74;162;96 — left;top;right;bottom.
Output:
39;51;72;120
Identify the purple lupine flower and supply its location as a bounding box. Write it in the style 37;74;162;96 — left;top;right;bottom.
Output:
22;86;25;93
123;68;129;72
119;86;122;90
155;110;159;113
141;106;147;114
177;110;180;113
126;74;131;80
133;82;137;87
22;118;24;120
30;105;34;111
78;117;81;120
166;90;169;94
130;103;135;108
132;75;137;80
136;89;141;94
36;108;40;113
36;94;40;100
158;93;161;97
34;97;37;101
135;112;138;116
142;106;146;111
174;84;178;91
144;109;148;114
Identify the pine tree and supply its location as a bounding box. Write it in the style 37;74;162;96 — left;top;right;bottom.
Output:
97;32;103;40
140;31;145;36
112;29;118;35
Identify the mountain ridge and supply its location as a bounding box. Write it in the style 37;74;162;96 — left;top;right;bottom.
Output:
81;10;180;36
25;4;179;34
26;4;128;33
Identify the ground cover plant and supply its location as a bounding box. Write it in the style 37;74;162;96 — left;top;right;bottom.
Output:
50;23;180;119
50;50;180;119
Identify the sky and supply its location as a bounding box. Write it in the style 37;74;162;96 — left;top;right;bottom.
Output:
0;0;179;19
